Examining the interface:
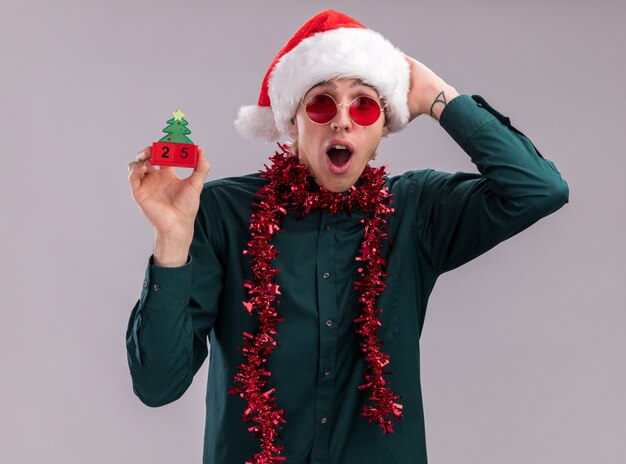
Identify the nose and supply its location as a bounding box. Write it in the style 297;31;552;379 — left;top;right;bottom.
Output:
330;102;352;132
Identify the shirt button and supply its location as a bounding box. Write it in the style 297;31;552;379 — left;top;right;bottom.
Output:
325;319;333;327
143;280;148;288
323;369;331;376
153;284;160;291
322;272;330;279
320;417;327;424
325;224;333;231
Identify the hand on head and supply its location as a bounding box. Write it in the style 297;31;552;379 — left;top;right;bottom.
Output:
404;55;460;121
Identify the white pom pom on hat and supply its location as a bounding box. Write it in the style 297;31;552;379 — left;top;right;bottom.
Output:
234;9;410;143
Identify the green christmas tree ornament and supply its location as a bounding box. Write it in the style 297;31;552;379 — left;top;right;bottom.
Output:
151;109;199;168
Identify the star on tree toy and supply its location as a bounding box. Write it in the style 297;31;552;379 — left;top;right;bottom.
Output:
151;109;199;168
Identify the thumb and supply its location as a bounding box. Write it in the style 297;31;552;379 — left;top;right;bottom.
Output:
189;147;211;191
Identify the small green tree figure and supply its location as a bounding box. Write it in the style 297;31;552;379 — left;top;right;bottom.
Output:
159;109;194;144
151;108;199;168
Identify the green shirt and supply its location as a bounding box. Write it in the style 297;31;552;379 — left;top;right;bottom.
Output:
126;95;569;463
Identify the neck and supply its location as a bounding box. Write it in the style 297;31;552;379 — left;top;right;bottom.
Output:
259;145;389;217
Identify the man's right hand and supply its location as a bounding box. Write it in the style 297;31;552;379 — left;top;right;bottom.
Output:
128;145;212;266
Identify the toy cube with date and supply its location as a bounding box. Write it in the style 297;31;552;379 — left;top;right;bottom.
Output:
151;142;198;168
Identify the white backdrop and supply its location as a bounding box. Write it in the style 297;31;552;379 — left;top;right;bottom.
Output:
1;0;624;462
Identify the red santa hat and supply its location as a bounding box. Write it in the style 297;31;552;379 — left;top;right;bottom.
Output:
234;9;411;143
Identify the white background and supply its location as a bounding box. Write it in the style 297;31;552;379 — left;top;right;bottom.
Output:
1;0;624;462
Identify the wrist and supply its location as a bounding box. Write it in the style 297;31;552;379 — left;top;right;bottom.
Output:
153;228;193;267
426;84;460;121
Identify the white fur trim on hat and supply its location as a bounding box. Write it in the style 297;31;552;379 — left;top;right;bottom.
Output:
235;27;410;143
234;105;281;143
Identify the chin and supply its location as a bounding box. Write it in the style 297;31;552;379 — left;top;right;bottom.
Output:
325;185;346;193
322;178;354;193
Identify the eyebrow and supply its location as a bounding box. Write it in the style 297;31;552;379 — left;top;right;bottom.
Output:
351;79;371;89
310;79;376;91
312;80;337;90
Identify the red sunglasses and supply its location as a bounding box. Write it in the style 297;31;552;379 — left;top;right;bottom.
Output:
300;93;384;126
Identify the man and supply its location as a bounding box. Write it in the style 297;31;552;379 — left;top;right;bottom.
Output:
126;9;569;464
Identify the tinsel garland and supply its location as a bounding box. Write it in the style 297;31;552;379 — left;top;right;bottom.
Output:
228;144;403;463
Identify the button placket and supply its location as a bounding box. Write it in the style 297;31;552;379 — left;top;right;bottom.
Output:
311;210;337;462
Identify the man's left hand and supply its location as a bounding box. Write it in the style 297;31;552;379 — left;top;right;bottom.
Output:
405;55;460;121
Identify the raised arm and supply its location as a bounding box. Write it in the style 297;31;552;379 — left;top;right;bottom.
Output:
403;55;460;122
403;56;569;275
125;147;221;406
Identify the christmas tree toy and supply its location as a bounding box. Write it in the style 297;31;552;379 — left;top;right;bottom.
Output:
151;109;199;168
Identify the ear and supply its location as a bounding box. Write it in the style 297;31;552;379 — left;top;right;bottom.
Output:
382;124;390;138
289;117;299;137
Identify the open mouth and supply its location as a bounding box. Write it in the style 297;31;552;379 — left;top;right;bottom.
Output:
326;145;353;168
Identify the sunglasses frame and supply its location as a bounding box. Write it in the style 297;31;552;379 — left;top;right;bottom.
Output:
299;93;385;127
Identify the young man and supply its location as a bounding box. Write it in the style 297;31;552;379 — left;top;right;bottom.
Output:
126;9;569;464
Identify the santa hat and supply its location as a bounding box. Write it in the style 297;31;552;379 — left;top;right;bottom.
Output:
234;9;411;143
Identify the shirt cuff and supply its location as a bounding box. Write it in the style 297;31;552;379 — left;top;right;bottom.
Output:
139;254;192;309
438;94;499;148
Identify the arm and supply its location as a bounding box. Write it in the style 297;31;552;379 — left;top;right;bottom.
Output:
125;190;222;407
125;146;219;406
404;57;569;274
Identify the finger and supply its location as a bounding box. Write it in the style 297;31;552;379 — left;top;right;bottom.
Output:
128;159;148;177
128;159;141;174
142;157;156;175
128;157;155;177
136;145;152;162
128;161;149;192
157;165;175;176
189;148;211;191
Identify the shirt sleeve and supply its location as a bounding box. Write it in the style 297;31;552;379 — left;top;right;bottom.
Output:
415;94;569;275
125;192;223;407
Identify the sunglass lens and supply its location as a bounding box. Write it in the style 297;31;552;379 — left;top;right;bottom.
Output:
305;94;336;124
350;96;381;126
